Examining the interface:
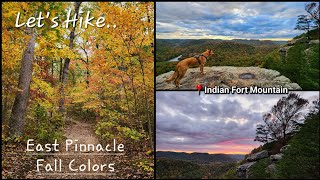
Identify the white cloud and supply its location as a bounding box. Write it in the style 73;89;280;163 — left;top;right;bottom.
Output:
156;2;309;40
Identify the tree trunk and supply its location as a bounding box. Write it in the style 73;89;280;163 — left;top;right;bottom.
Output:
130;75;142;130
59;58;63;82
59;2;81;112
9;28;36;137
120;75;131;117
2;93;9;128
307;22;310;40
138;58;153;150
86;57;89;87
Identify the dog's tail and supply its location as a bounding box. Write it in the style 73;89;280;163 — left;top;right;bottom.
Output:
166;69;179;83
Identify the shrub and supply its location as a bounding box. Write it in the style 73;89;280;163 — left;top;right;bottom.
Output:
25;104;63;144
95;119;144;147
248;158;272;179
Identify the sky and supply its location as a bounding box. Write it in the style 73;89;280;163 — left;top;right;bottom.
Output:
156;2;318;40
156;91;319;154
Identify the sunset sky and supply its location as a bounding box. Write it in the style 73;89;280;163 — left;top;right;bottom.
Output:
156;92;319;154
156;2;318;40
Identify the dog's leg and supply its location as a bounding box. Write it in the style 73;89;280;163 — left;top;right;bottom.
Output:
176;68;187;88
166;71;178;83
200;64;205;75
174;76;180;88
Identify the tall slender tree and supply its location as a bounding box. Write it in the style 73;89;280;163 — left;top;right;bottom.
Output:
9;27;36;136
255;93;308;144
59;2;82;112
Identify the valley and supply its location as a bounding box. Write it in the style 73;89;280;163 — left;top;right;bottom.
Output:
156;28;319;90
156;151;244;179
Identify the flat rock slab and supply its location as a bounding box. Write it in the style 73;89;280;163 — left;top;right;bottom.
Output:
156;66;302;90
247;150;269;162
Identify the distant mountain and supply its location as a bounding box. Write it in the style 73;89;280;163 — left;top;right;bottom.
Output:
157;38;287;47
156;154;239;179
156;151;244;164
230;39;287;46
155;38;280;63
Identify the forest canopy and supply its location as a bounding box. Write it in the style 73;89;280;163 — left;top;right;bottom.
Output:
2;1;154;154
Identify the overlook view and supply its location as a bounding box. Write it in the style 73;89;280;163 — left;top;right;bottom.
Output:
156;2;319;90
156;92;319;179
155;2;319;179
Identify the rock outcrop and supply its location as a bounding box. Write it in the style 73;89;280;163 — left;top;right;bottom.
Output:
156;66;301;90
236;150;286;178
236;151;269;178
280;145;291;153
309;39;319;44
265;153;283;174
266;163;276;173
247;150;269;162
270;153;283;162
287;37;309;46
236;162;256;179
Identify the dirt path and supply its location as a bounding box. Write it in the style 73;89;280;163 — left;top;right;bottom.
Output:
26;118;118;179
2;117;154;179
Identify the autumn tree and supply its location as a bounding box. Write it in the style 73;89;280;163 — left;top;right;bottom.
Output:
3;2;154;154
8;27;36;137
59;2;82;113
4;3;46;136
255;93;308;145
66;2;154;150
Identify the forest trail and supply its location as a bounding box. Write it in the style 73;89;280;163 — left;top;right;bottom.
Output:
26;118;118;179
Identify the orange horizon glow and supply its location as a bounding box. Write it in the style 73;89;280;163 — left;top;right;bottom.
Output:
157;139;261;155
157;149;248;155
156;149;256;155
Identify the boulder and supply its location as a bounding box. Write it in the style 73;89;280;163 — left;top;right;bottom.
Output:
287;40;294;46
247;150;269;162
279;46;292;53
280;145;291;153
236;161;256;179
270;153;283;162
308;39;319;44
156;66;302;90
266;163;276;173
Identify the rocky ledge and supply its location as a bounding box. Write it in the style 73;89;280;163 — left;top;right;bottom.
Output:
156;66;301;90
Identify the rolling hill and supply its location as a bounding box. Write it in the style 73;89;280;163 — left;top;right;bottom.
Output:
156;151;244;164
156;151;243;179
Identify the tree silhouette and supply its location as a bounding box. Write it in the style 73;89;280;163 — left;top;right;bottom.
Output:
309;99;320;114
305;2;320;27
295;15;313;40
255;93;308;145
254;124;270;143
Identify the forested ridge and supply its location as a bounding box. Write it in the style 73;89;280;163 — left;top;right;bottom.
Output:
156;29;319;90
2;2;154;178
155;152;244;179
